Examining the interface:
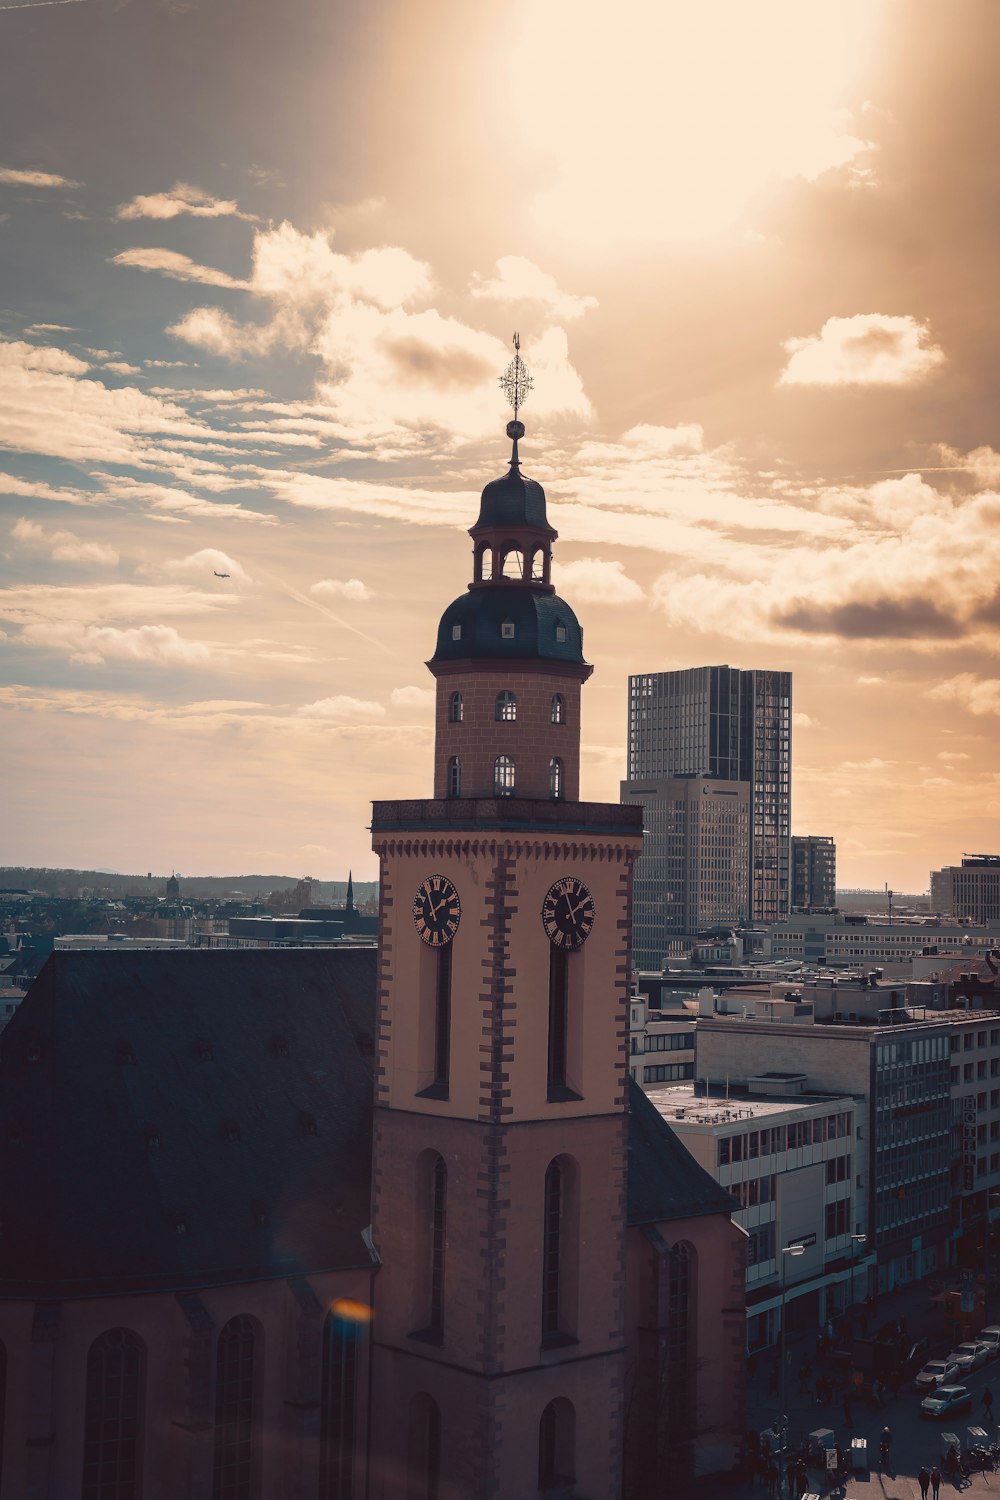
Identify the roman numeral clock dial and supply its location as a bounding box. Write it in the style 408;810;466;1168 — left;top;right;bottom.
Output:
412;874;462;946
541;876;595;950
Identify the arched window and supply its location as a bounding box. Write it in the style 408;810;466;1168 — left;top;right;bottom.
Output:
407;1394;441;1500
447;758;461;798
500;546;524;580
476;542;493;582
495;691;517;722
550;693;565;725
549;758;564;800
213;1316;258;1500
538;1398;575;1494
413;1152;447;1338
531;546;547;581
448;692;463;724
494;755;515;797
541;1157;579;1343
82;1328;145;1500
319;1305;360;1500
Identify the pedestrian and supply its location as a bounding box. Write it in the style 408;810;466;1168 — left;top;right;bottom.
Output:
984;1384;994;1422
919;1465;931;1500
931;1465;942;1500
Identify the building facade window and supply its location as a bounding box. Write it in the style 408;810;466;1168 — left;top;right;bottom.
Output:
451;623;462;641
549;758;563;800
551;693;565;725
541;1158;564;1341
448;692;463;724
413;1153;447;1340
447;758;461;798
494;755;515;796
213;1316;258;1500
319;1308;359;1500
495;691;517;722
82;1328;145;1500
538;1399;575;1494
407;1394;441;1500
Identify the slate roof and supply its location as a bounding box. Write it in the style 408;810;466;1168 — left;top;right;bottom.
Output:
626;1077;739;1226
430;585;587;668
0;948;377;1298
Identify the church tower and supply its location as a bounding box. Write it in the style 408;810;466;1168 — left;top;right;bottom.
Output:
369;341;644;1499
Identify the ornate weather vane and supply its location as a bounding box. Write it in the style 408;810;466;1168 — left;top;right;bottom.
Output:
499;331;533;424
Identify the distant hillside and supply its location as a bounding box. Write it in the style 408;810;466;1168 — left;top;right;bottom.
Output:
0;868;378;904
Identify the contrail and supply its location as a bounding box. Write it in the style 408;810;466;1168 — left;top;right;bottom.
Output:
0;0;87;9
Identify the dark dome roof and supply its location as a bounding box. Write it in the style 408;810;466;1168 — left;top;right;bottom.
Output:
472;464;555;536
430;586;587;667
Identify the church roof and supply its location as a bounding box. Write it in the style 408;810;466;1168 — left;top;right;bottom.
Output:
472;463;555;536
0;948;377;1298
626;1077;739;1225
430;585;587;668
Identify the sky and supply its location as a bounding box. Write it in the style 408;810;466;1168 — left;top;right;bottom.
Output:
1;0;998;890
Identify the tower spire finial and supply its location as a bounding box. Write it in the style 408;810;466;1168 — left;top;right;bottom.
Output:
499;330;533;467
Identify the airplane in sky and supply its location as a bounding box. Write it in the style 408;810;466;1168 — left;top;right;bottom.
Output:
213;571;230;578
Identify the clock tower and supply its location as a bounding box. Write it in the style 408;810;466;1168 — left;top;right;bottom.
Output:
369;343;644;1500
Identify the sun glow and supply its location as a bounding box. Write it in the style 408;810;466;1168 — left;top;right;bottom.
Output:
500;0;883;251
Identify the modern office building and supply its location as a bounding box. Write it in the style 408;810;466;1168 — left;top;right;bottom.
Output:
621;774;750;968
931;856;1000;923
627;666;792;929
791;835;836;912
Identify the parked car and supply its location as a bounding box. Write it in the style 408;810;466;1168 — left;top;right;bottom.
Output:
950;1342;991;1373
921;1384;973;1419
978;1326;1000;1355
915;1358;960;1390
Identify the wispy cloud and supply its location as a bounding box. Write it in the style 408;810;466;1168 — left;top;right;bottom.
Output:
115;181;255;222
110;247;250;290
11;516;118;565
0;166;80;188
470;255;597;321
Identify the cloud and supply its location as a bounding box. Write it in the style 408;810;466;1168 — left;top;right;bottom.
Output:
793;711;816;729
0;581;233;629
18;622;215;666
778;314;945;387
937;750;971;761
390;685;435;712
154;549;251;584
0;338;88;375
470;256;597;320
97;477;277;526
11;517;119;565
300;695;386;721
0;474;99;506
0;167;80;189
841;758;895;771
115;182;255;221
928;674;1000;717
311;577;372;602
102;361;142;376
553;557;643;604
110;247;250;290
777;596;962;640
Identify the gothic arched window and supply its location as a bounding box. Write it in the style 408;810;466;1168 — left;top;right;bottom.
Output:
549;758;564;800
82;1328;145;1500
447;758;462;798
414;1152;447;1339
319;1306;360;1500
538;1398;575;1494
448;692;463;724
500;545;524;580
531;546;547;581
407;1393;442;1500
476;542;493;582
495;691;517;722
213;1316;258;1500
551;693;565;725
494;755;515;796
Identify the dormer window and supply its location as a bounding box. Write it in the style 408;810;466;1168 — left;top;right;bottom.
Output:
501;619;515;640
555;622;568;644
451;623;462;641
495;691;517;722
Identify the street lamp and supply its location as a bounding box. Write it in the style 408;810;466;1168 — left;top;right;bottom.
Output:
778;1242;807;1494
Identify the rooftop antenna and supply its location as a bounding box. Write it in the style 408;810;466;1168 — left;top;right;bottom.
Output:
499;331;533;466
885;883;894;926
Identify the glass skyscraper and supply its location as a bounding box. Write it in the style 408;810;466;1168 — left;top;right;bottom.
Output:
627;666;792;931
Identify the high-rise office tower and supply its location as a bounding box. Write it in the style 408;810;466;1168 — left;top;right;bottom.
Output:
627;666;792;929
791;835;837;911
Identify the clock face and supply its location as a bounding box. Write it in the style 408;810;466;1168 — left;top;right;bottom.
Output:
412;874;462;946
541;876;595;950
